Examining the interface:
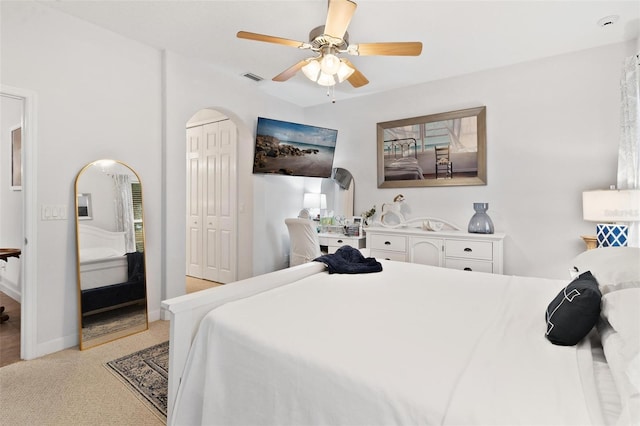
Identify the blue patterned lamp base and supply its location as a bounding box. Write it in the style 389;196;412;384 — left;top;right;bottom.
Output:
596;224;629;247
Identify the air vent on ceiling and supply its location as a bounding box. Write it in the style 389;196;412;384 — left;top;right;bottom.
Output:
242;72;264;82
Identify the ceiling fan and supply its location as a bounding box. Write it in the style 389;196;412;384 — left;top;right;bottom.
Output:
237;0;422;88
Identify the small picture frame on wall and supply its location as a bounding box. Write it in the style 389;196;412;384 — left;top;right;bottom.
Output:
11;126;22;190
77;193;92;220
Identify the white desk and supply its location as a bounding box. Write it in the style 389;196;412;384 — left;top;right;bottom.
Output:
318;233;366;254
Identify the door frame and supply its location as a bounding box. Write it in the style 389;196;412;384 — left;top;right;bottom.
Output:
1;85;38;360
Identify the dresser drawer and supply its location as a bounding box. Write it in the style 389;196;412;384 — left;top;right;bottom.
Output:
445;258;493;273
370;249;407;262
369;234;407;252
445;240;493;260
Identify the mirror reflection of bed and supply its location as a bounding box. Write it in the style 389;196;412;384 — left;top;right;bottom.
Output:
74;160;148;350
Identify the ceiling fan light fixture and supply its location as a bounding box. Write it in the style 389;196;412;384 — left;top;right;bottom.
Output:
301;59;321;82
317;71;337;87
336;60;355;82
320;47;341;75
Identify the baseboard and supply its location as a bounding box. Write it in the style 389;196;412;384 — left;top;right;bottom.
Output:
0;279;21;302
148;308;161;322
37;332;78;358
34;310;163;359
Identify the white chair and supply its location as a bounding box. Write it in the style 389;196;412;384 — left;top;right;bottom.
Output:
285;218;322;267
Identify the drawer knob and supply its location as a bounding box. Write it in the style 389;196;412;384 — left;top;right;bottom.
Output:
337;239;343;243
464;267;472;271
464;247;472;252
385;241;391;245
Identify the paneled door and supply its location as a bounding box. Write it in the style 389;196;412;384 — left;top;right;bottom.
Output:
186;119;237;283
186;126;203;277
409;237;443;267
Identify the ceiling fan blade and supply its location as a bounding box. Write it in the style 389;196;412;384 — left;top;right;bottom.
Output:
237;31;306;48
324;0;357;39
342;59;369;88
351;42;423;56
273;60;307;82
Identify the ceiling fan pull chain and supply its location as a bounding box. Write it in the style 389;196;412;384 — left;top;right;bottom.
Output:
326;85;336;103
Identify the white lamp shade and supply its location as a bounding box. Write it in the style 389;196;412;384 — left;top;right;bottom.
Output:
320;53;341;75
582;189;640;222
301;60;321;82
336;61;355;83
303;193;327;209
316;72;336;87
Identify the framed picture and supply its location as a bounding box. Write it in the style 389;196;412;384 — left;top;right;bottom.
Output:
77;193;92;220
11;126;22;190
377;106;486;188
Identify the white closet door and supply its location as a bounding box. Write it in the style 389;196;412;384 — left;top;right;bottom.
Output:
186;126;203;277
188;119;237;283
202;122;220;281
214;120;237;283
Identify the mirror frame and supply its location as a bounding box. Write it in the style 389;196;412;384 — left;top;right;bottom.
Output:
74;159;148;350
376;106;487;188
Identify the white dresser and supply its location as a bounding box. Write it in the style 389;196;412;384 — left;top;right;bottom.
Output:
365;226;505;274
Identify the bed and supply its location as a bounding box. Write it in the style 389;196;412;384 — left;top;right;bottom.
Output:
384;157;425;180
78;224;145;315
161;247;639;425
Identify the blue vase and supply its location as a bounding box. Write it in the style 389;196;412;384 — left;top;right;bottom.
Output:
468;203;494;234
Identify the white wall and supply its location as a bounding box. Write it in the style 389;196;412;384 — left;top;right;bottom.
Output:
162;50;308;301
1;2;162;355
305;41;636;279
0;95;23;299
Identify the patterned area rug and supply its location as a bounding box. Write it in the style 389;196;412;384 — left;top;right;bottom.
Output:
105;341;169;422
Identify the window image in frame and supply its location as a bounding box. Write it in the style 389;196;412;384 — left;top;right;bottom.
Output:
377;106;486;188
11;126;22;190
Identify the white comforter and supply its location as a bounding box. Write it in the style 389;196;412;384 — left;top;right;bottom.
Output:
172;260;600;425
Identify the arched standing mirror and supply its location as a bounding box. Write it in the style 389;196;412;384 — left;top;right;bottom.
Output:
74;159;148;350
322;167;354;219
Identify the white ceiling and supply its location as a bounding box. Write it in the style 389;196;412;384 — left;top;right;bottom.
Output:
40;0;639;107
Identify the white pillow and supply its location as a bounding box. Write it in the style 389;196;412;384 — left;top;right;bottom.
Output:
602;288;640;347
571;247;640;293
599;288;640;416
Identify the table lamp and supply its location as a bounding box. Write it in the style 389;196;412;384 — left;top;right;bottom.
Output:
303;193;327;220
582;188;640;249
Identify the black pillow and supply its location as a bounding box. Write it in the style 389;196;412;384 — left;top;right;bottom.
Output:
545;271;601;346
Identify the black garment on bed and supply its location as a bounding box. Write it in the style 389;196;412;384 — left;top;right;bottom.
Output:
314;245;383;274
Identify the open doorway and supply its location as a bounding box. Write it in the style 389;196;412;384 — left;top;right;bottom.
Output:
0;94;23;366
185;109;238;294
0;86;36;364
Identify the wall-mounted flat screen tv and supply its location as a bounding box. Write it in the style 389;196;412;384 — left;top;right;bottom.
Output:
253;117;338;178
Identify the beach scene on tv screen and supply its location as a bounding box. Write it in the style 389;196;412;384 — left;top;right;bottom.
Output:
254;118;337;178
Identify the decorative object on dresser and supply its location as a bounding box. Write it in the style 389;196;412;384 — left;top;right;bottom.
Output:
379;194;407;227
365;226;505;274
582;187;640;248
467;202;495;234
377;106;487;188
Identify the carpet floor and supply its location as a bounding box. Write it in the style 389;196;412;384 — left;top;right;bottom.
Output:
105;341;169;421
0;320;169;425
